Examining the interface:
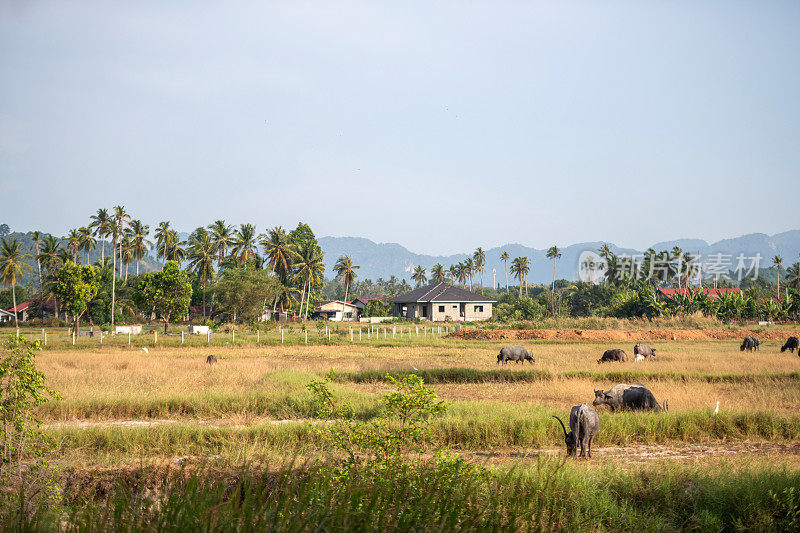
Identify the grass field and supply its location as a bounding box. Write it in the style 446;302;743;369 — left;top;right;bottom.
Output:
6;327;800;529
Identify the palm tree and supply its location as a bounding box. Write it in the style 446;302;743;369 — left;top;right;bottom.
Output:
38;235;62;275
90;208;112;261
128;220;152;275
79;226;96;265
110;205;131;329
771;255;784;299
463;257;475;291
411;265;427;287
155;221;174;262
261;226;296;283
294;242;325;319
231;224;258;268
473;248;486;294
30;231;44;288
546;246;561;291
120;233;134;280
510;256;530;297
786;259;800;291
455;262;467;288
167;230;186;264
333;255;360;315
0;237;32;332
187;227;217;322
671;246;684;289
208;220;234;271
500;251;510;293
67;228;80;262
431;263;445;283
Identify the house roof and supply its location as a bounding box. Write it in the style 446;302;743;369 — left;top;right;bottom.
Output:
350;297;390;308
657;288;742;299
392;282;496;304
315;300;359;312
0;309;14;317
7;301;31;313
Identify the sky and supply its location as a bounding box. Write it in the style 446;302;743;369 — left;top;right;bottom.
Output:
1;1;799;255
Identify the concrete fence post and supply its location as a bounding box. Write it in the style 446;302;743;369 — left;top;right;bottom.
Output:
181;331;184;344
128;332;131;345
305;330;307;344
44;332;47;346
154;331;157;345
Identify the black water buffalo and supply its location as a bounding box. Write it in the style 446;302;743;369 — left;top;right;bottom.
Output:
782;337;799;354
593;383;665;412
497;346;534;365
206;354;218;365
633;343;656;359
597;349;627;364
740;336;759;352
553;403;601;458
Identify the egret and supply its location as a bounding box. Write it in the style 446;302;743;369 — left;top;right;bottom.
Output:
713;401;719;415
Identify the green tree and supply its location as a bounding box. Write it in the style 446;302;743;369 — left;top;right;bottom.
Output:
334;255;359;305
110;205;131;330
187;227;217;322
0;238;32;332
771;255;785;299
78;226;95;265
473;248;486;294
261;226;296;283
37;235;62;276
364;298;391;317
208;220;234;272
215;268;281;323
66;228;80;262
412;265;427;287
29;231;44;289
431;263;445;283
510;256;530;297
133;261;192;333
500;251;510;293
463;257;475;291
54;261;100;335
89;208;112;262
232;223;259;268
127;220;152;275
294;241;325;320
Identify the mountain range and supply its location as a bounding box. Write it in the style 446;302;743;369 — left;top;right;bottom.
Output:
318;230;800;285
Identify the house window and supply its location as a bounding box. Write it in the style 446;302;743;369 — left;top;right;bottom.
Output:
474;305;484;313
438;306;445;313
452;305;458;308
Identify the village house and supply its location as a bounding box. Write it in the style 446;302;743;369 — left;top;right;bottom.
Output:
312;300;361;321
6;301;32;323
392;282;496;321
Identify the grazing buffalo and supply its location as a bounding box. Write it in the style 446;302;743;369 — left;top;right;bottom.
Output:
740;336;759;352
553;403;601;458
633;343;656;359
593;383;666;412
781;337;799;354
497;346;534;365
597;349;627;364
206;354;218;365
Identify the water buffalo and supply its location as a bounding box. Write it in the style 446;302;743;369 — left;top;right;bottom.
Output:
781;337;798;354
593;383;665;412
633;343;656;359
740;336;759;352
497;346;534;365
597;349;627;364
206;354;218;365
553;403;601;458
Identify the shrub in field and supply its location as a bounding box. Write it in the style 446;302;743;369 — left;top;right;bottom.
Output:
0;335;61;520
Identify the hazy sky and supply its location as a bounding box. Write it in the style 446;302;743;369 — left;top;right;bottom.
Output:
2;1;798;255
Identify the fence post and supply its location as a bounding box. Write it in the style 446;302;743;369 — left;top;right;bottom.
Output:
400;327;403;339
281;328;284;343
72;332;75;345
305;330;307;344
128;332;131;345
44;332;47;346
416;326;419;337
328;329;331;342
350;327;353;342
154;331;157;345
393;326;396;339
99;330;103;345
181;331;184;345
207;330;210;344
257;330;260;343
359;328;362;341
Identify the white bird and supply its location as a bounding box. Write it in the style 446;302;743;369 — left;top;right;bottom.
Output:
412;366;419;371
713;401;719;415
140;347;149;354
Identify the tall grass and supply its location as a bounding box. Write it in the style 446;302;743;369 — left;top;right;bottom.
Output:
15;458;800;531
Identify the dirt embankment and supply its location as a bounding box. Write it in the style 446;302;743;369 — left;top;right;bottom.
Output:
448;328;800;342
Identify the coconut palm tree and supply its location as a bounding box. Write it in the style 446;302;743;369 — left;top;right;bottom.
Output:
333;255;360;314
128;220;152;275
67;229;80;262
448;264;458;284
90;208;112;262
431;263;445;283
510;256;530;297
261;226;296;283
463;257;475;291
786;260;800;291
546;246;561;291
187;227;217;322
120;233;134;280
473;248;486;294
38;235;62;275
110;205;131;329
231;224;259;268
78;226;95;265
0;237;32;332
30;230;44;288
671;246;684;289
294;242;325;320
208;220;234;271
155;221;174;262
411;265;427;287
771;255;784;299
500;251;510;293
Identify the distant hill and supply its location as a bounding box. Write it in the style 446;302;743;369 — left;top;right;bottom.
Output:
319;230;800;285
